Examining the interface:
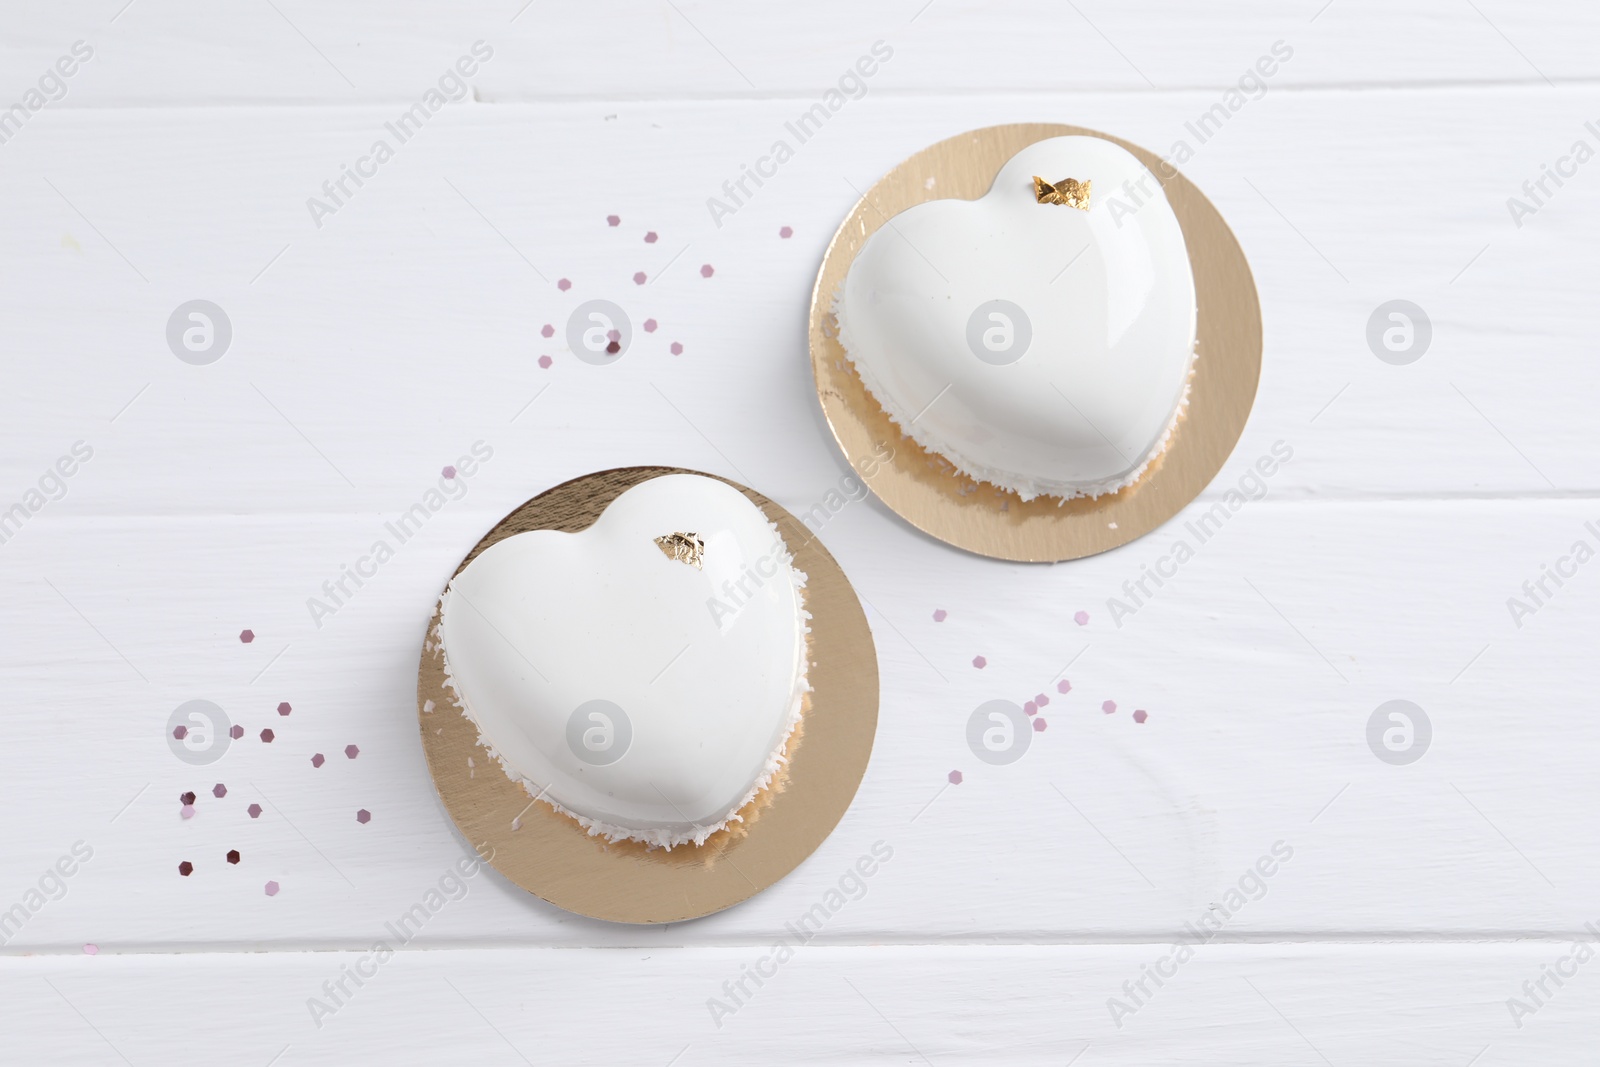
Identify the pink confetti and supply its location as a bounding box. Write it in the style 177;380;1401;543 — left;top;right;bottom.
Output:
1102;701;1116;714
1133;709;1148;724
670;342;683;356
264;880;280;897
277;701;292;716
82;944;98;956
229;725;244;739
239;629;254;643
1057;680;1072;694
779;226;793;239
700;264;715;278
948;770;963;785
180;804;196;820
643;318;658;332
644;231;658;243
538;355;552;369
557;278;571;291
1035;693;1049;706
1074;610;1090;626
260;729;275;743
972;655;987;669
633;271;647;285
933;609;947;622
540;324;554;338
441;466;457;479
247;804;263;819
172;725;188;740
1033;718;1048;732
356;809;371;824
606;215;620;227
311;753;325;768
212;784;226;799
1023;701;1036;716
345;745;359;759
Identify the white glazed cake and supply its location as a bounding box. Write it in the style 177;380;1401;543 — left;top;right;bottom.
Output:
834;135;1198;502
437;474;810;849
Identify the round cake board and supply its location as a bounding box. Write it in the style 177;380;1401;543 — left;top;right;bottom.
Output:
808;122;1264;562
417;466;879;924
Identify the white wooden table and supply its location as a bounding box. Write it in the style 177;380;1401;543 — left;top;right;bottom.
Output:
4;2;1598;1062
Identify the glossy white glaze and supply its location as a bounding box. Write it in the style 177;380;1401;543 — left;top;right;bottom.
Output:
438;474;809;848
836;135;1198;500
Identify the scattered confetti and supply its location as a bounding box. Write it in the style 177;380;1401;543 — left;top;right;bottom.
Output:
239;629;254;643
277;701;292;716
948;770;963;785
972;655;987;669
1074;611;1090;626
172;725;188;740
605;340;620;354
779;226;793;239
1102;701;1116;714
356;809;371;824
933;609;947;622
178;861;193;876
229;724;244;739
1057;680;1072;694
442;466;457;479
345;745;359;759
557;278;571;291
540;324;554;338
632;271;646;285
538;355;552;369
606;214;620;227
212;784;226;799
82;944;98;955
260;729;275;743
1035;693;1049;706
644;231;658;243
643;318;657;332
1033;718;1048;732
1023;701;1037;716
226;850;240;865
1133;709;1148;724
700;264;715;278
311;753;325;768
247;804;263;819
180;804;196;820
264;880;280;897
181;792;196;805
670;342;683;355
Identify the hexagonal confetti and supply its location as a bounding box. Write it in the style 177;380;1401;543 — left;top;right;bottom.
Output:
239;630;254;643
260;729;275;743
277;702;292;716
247;804;263;819
344;745;359;759
356;809;371;824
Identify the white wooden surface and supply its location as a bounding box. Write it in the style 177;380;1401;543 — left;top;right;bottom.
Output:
4;1;1599;1062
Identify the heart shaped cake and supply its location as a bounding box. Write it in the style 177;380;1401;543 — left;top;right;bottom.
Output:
834;135;1198;501
437;474;810;849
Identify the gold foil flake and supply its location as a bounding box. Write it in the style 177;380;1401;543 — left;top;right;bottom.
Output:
653;532;705;569
1033;175;1091;209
